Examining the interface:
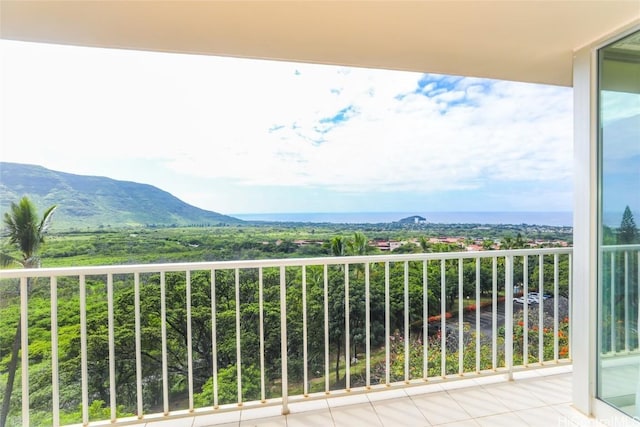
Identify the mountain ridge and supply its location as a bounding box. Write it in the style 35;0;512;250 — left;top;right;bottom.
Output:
0;162;241;230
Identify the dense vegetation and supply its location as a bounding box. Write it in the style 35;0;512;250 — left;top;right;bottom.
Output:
14;221;572;268
0;221;573;425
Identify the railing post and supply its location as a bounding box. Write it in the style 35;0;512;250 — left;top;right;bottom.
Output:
523;256;529;366
211;269;219;408
569;253;573;359
610;252;616;353
404;261;410;382
107;274;116;422
302;266;309;396
280;266;289;415
423;260;429;380
186;270;194;411
475;258;481;374
624;251;630;352
160;271;169;415
50;276;60;427
20;277;29;427
492;257;498;370
458;258;463;376
554;254;560;361
259;268;266;402
440;259;446;377
235;268;242;406
385;261;390;385
324;264;330;393
538;255;544;362
344;263;350;391
79;275;89;425
365;263;371;388
134;272;143;418
637;251;640;353
505;255;514;381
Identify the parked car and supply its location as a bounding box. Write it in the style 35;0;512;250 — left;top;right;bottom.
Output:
513;292;552;304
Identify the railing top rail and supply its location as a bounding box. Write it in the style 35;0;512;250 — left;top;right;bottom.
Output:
601;244;640;251
0;247;573;279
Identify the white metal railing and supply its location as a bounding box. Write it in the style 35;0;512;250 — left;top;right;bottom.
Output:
0;248;572;426
600;244;640;355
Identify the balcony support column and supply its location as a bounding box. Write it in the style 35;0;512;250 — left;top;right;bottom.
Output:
572;39;598;418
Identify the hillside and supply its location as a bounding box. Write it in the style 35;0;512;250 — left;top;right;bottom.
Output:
0;162;241;230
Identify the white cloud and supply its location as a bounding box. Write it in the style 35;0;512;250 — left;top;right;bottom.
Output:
1;40;573;212
160;71;572;195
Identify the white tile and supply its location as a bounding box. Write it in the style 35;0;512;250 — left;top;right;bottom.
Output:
197;423;239;427
474;412;528;427
512;369;544;380
552;404;634;427
439;378;481;391
239;415;287;427
367;388;408;402
287;398;330;413
550;403;595;426
517;405;569;426
404;382;445;396
192;410;241;427
372;396;428;426
287;409;335;427
447;387;510;419
471;375;509;387
481;382;547;411
326;393;370;408
240;405;283;422
411;390;472;425
597;416;638;427
516;375;571;406
543;373;572;385
539;365;573;376
435;420;480;427
144;416;195;427
330;402;383;427
183;369;581;427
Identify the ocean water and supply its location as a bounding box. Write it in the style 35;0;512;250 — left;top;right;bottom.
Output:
232;211;573;226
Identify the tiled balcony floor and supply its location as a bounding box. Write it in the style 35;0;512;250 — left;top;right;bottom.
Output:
145;366;622;427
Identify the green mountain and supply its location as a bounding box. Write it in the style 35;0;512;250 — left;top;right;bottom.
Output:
0;162;242;230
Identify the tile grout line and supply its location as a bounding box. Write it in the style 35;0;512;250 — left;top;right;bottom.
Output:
367;388;432;427
199;371;573;427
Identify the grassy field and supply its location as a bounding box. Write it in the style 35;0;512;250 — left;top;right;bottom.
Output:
14;221;574;268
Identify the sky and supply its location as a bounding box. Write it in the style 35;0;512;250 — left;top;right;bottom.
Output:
0;40;574;215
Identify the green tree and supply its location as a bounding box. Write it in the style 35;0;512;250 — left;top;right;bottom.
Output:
347;232;369;256
330;236;346;257
419;236;431;253
0;197;56;427
618;205;638;244
501;235;514;249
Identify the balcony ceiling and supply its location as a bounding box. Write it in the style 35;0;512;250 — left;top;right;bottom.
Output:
1;1;639;87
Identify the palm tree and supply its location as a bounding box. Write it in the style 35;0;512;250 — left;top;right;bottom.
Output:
347;232;369;256
419;236;431;253
501;235;514;250
330;236;346;257
0;197;56;427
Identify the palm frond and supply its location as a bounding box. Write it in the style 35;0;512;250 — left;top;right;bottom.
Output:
0;252;21;268
39;205;57;235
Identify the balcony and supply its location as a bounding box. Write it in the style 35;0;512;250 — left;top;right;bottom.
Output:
0;248;577;426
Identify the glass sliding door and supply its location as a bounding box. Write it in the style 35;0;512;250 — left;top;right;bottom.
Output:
598;29;640;417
